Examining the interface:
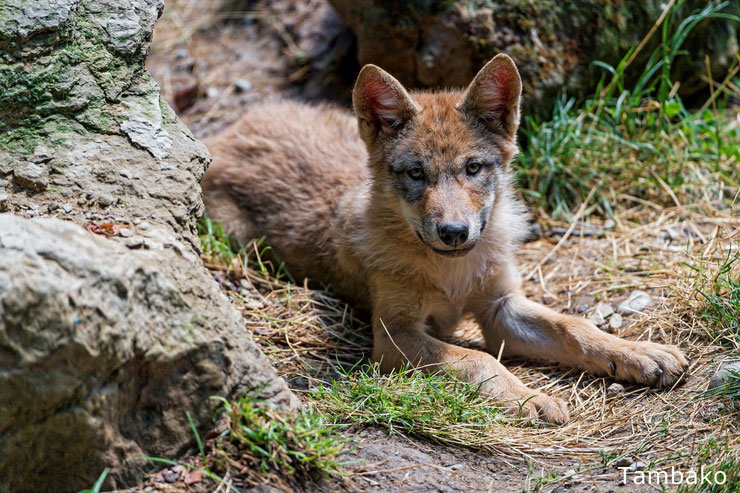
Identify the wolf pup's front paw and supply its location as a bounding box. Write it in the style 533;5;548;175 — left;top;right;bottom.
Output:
503;392;569;425
611;341;688;387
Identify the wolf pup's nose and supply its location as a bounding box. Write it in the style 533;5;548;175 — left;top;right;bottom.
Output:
438;223;469;247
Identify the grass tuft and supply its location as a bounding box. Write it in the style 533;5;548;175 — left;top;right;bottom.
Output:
517;0;739;219
310;363;514;448
198;213;239;264
698;253;740;350
687;243;740;350
677;439;740;492
213;393;347;478
198;214;294;282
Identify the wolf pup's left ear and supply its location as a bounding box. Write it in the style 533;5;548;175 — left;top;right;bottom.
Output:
353;64;419;144
458;54;522;139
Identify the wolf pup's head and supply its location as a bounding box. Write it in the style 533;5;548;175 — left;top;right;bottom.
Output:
353;54;521;258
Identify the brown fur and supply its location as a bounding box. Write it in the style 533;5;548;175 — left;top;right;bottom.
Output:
202;55;688;424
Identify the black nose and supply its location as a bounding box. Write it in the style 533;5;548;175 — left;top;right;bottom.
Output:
438;223;469;247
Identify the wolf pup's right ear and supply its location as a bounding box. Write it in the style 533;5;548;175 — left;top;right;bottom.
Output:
458;54;522;139
353;65;419;145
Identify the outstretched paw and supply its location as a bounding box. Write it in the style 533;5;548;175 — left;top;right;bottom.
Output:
609;341;688;387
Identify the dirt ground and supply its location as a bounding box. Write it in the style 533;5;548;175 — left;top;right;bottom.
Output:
138;1;738;492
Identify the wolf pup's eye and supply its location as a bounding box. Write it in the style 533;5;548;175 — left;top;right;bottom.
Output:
407;167;425;180
466;162;482;176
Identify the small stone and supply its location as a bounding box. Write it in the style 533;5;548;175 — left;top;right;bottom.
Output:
126;239;147;249
663;227;681;241
576;304;589;313
206;87;219;99
132;218;141;225
708;361;740;390
47;202;59;212
234;79;253;93
604;219;616;229
0;191;9;211
245;299;264;310
615;457;634;468
162;468;180;483
629;461;646;472
609;313;623;331
607;383;625;397
138;221;150;230
562;468;582;483
62;204;73;214
618;290;652;315
119;228;133;238
13;162;49;191
119;169;131;178
589;302;614;326
98;194;115;207
175;49;190;60
77;197;87;205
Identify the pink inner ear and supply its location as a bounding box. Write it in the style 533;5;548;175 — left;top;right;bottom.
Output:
362;77;403;127
477;69;514;121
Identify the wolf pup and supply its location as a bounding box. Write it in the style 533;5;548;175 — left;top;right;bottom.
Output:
202;54;688;423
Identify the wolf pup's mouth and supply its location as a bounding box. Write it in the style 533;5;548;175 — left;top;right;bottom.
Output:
416;231;476;257
431;245;475;257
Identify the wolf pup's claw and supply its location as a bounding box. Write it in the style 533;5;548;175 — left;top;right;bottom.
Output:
615;342;689;387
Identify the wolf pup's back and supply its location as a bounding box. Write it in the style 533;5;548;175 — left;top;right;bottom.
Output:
202;100;370;301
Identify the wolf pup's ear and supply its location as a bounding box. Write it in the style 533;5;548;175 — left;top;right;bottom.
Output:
353;65;419;144
458;54;522;138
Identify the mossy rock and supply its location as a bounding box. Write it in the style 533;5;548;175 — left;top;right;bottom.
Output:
329;0;739;118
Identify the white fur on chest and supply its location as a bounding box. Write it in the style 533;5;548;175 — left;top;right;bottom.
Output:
430;246;493;303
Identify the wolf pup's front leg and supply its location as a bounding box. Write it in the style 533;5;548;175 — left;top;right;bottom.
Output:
371;275;569;424
472;282;688;387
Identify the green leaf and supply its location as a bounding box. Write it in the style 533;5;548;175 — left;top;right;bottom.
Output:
664;101;681;117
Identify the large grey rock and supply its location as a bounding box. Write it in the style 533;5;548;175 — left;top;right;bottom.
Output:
0;216;298;492
0;0;298;491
